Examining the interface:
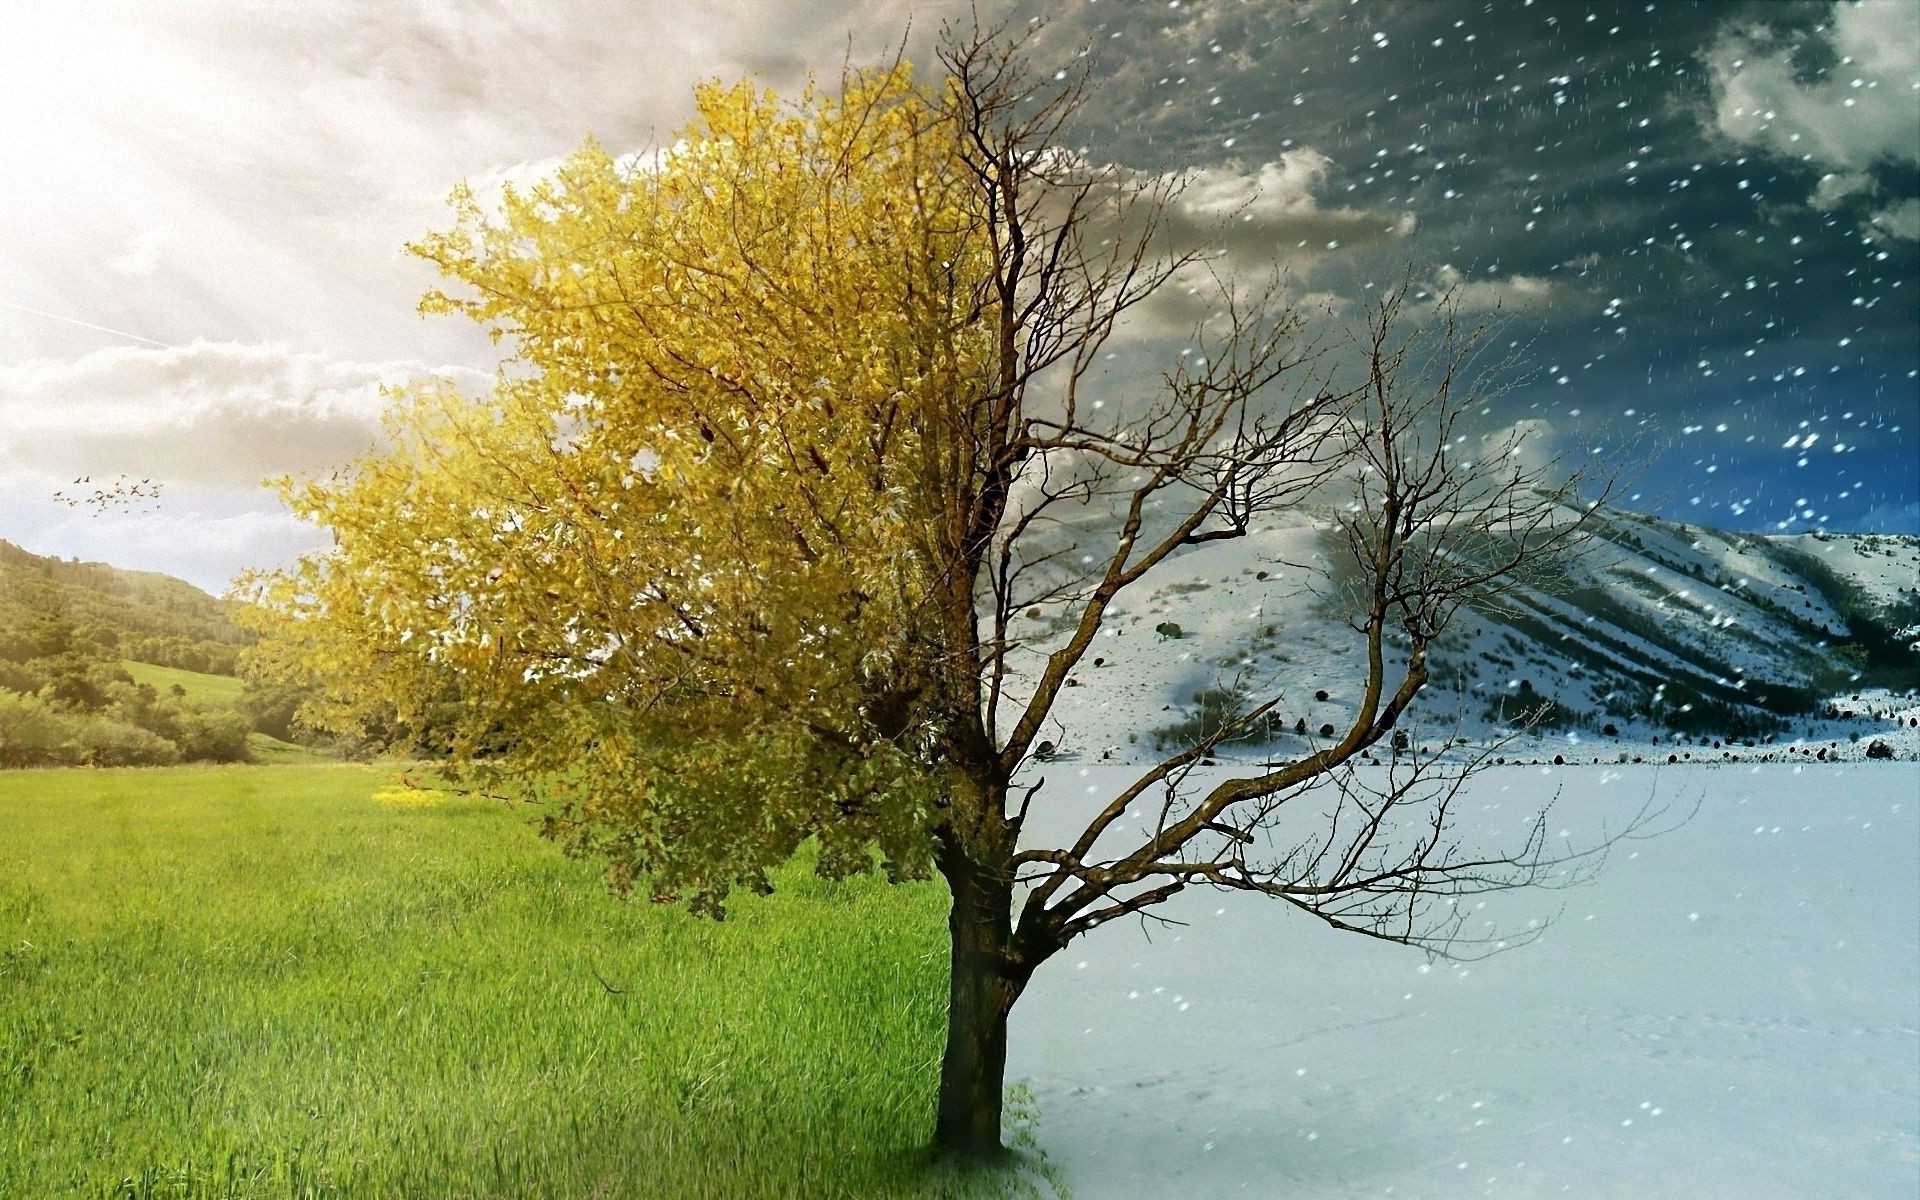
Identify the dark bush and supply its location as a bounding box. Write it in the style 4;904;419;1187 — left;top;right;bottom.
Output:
0;692;68;767
70;716;180;767
238;679;308;742
1151;686;1282;751
168;708;252;763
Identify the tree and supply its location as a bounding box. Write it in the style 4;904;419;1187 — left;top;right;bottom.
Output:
249;24;1636;1163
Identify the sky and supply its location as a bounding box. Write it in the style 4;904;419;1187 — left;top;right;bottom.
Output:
0;0;1915;593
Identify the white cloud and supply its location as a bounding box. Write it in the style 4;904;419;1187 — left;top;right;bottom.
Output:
1164;151;1417;262
1122;153;1412;337
1426;264;1561;314
1181;153;1335;218
1703;0;1920;237
1478;418;1561;481
1811;170;1874;209
1868;198;1920;242
0;340;492;589
0;341;487;487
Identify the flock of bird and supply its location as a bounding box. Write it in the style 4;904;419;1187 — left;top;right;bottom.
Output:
51;474;164;515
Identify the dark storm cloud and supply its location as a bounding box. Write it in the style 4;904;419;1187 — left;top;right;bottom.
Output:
1007;0;1917;534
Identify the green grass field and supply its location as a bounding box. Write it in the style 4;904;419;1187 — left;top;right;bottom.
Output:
241;733;330;765
0;764;1020;1199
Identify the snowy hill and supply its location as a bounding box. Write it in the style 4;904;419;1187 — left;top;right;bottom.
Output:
996;506;1920;766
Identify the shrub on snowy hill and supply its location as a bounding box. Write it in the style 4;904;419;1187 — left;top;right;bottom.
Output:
1762;540;1920;693
1482;688;1585;733
1597;679;1812;740
1151;683;1285;752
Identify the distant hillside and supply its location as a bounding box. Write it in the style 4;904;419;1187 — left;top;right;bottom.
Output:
1433;515;1920;740
7;508;1916;771
1000;504;1920;761
0;539;249;674
0;540;292;767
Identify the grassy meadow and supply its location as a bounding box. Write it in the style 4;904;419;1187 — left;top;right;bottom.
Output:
0;764;1016;1199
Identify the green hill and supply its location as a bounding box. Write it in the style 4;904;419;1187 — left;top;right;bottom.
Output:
0;540;326;767
0;539;248;674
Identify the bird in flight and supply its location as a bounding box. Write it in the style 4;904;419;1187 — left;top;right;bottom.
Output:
52;474;164;515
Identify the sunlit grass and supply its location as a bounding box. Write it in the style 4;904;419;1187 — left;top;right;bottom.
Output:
119;661;247;708
0;764;1016;1198
242;734;330;766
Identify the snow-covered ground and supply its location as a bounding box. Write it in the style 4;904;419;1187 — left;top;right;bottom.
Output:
1009;762;1920;1198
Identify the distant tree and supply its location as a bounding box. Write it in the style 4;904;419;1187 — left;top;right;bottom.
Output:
250;23;1642;1161
234;678;305;743
0;693;68;767
163;706;251;763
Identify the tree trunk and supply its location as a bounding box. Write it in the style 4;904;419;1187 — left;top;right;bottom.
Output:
932;833;1024;1160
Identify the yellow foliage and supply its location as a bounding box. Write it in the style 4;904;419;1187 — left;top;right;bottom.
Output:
245;64;993;910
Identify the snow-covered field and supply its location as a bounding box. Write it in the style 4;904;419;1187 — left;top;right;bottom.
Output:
1009;762;1920;1198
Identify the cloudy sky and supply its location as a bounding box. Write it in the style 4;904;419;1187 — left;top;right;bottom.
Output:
2;0;1915;592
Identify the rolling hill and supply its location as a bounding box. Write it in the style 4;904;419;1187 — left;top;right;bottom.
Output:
0;538;250;674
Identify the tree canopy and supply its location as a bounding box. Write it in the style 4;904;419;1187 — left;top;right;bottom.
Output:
252;67;996;912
